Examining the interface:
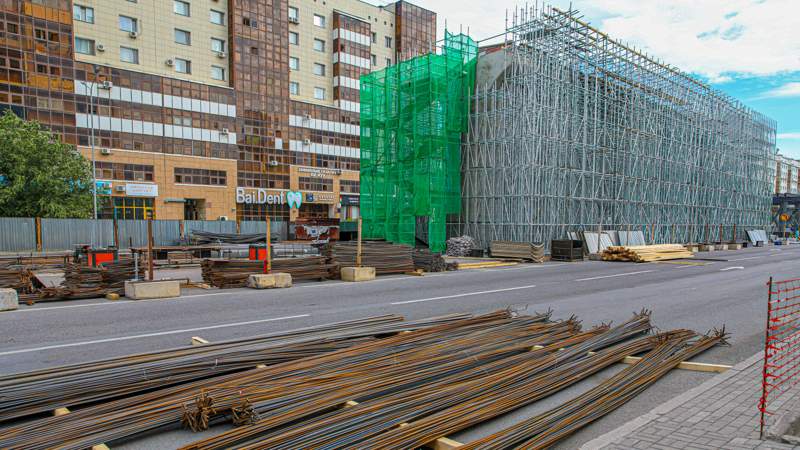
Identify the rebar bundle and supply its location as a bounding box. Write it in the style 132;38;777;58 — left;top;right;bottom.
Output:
456;4;777;251
325;241;415;274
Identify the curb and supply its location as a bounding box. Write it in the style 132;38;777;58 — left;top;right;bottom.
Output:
579;352;763;449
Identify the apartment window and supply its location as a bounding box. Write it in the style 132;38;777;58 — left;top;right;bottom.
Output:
313;38;325;52
314;87;325;100
175;168;227;186
211;65;225;80
370;54;377;66
210;10;224;25
73;4;94;23
173;0;189;16
385;36;392;48
243;17;257;28
289;31;298;45
371;32;377;44
211;38;225;53
174;29;191;45
385;57;391;67
313;14;325;27
289;81;299;95
119;15;138;33
120;46;139;64
289;57;299;71
174;58;191;74
313;63;325;76
288;6;298;22
75;37;95;55
172;116;192;126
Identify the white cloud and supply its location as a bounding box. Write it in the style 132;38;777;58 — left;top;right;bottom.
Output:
401;0;800;81
760;82;800;99
778;133;800;140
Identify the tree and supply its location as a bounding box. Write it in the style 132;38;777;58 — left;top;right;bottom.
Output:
0;110;94;218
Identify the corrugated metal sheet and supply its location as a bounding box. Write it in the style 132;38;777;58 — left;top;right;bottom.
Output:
116;220;181;248
41;219;114;251
0;217;37;252
240;221;288;240
185;220;237;235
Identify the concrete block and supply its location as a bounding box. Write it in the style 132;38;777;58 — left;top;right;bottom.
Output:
685;245;699;252
124;280;181;300
728;243;743;250
341;266;376;282
247;273;292;289
698;244;715;252
0;288;18;311
716;244;728;251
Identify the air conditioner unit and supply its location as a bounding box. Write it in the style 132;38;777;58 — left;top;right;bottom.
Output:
302;138;311;146
100;80;113;90
165;59;174;67
96;44;106;52
216;51;227;59
269;160;279;167
100;148;112;155
220;127;229;135
218;216;229;221
288;16;299;24
129;31;139;38
303;114;312;121
115;185;126;192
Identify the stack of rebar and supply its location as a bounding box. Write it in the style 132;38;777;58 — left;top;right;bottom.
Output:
325;241;414;275
201;256;337;288
0;266;34;292
412;248;447;272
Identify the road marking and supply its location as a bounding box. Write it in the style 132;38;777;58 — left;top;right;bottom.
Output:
0;314;310;356
720;266;744;271
574;270;654;282
15;300;135;312
727;256;764;262
390;284;538;305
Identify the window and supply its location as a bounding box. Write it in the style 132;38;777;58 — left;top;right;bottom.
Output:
314;87;325;100
172;116;192;126
289;81;299;95
385;36;392;48
211;38;225;53
175;168;227;186
75;37;95;55
211;65;225;80
210;10;224;25
370;54;377;66
174;58;191;74
299;177;333;192
106;197;155;220
289;31;298;45
174;29;190;45
313;14;325;27
385;57;391;67
119;16;138;33
313;38;325;52
73;4;93;23
95;162;154;182
173;0;189;16
243;17;257;27
289;57;299;70
288;7;299;22
313;63;325;76
371;32;376;45
120;46;139;64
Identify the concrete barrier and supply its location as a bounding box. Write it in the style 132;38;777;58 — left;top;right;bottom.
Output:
341;267;376;282
0;288;18;311
247;273;292;289
124;280;181;300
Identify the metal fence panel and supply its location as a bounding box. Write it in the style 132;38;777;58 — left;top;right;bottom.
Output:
0;217;36;252
185;220;237;235
240;221;288;240
41;218;114;251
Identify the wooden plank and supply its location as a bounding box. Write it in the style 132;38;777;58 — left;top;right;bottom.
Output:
191;336;209;346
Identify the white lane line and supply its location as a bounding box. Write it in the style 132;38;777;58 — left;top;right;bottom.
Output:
15;300;135;312
0;314;309;356
574;270;654;282
720;266;744;271
727;256;764;262
390;284;537;305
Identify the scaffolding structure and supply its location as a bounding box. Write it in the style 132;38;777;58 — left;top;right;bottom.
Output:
455;5;777;250
360;32;477;252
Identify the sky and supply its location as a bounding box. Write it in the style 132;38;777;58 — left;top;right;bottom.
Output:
370;0;800;158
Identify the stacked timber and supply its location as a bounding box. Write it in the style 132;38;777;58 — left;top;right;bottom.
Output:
326;241;415;275
202;256;337;288
490;241;545;262
601;244;694;262
0;266;34;291
412;248;447;272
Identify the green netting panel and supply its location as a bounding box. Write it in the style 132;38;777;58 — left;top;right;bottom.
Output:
360;31;477;252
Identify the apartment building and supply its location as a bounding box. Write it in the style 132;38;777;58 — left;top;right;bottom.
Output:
0;0;435;223
776;154;800;195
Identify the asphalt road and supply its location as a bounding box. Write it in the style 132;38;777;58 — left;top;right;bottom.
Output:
1;244;798;449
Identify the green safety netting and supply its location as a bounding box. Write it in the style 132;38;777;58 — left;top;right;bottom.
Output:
359;31;477;252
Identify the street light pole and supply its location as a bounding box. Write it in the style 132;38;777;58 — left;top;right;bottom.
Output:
83;65;100;247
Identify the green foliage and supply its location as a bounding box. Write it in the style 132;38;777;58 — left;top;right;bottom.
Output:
0;110;94;218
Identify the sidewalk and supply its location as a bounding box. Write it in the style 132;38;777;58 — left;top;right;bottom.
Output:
582;352;800;450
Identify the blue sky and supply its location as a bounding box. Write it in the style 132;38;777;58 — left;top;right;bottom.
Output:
374;0;800;158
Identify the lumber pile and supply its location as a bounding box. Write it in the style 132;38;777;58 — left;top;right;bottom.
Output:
412;248;448;272
490;240;545;262
601;244;694;262
201;256;337;288
167;251;195;265
325;241;414;275
34;259;143;301
0;266;34;292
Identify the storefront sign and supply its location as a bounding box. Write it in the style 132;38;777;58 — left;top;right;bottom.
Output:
305;192;336;204
236;187;287;205
287;191;303;209
125;183;158;197
297;166;341;177
341;195;360;206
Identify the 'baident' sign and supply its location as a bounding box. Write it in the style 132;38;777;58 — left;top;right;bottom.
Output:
236;188;286;205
